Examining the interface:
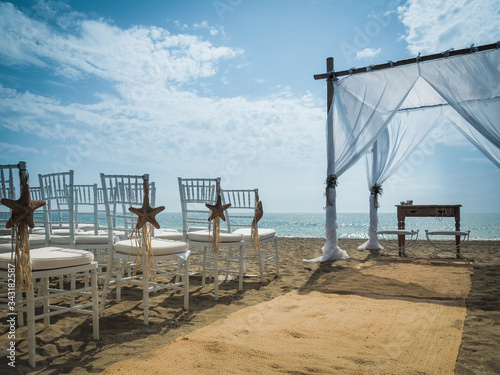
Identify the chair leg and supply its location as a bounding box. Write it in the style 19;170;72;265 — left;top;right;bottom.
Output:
42;278;49;328
16;289;24;326
143;270;149;325
183;258;189;310
274;238;279;278
214;252;219;300
116;265;122;302
70;274;76;307
27;288;36;368
257;249;265;283
201;246;207;287
91;268;100;340
239;245;244;291
99;248;114;315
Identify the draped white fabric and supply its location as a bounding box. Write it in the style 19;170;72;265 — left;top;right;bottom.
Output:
420;49;500;149
315;48;500;262
358;105;440;250
309;64;421;261
444;107;500;168
326;64;421;177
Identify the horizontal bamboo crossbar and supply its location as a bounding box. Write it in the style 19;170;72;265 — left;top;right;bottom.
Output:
314;42;499;80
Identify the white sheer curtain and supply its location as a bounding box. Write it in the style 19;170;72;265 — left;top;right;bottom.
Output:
443;107;500;168
358;104;441;250
420;49;500;149
306;64;420;262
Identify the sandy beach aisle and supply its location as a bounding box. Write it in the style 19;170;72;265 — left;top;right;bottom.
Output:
1;238;499;374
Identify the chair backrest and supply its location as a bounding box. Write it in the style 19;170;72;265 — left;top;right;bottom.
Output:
38;170;75;246
100;174;157;239
0;163;20;232
29;186;45;228
74;184;100;234
177;177;221;236
221;189;259;232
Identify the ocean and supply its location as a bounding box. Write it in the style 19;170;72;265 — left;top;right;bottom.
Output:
156;212;500;241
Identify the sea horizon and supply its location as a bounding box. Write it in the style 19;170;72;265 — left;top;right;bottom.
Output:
154;212;500;241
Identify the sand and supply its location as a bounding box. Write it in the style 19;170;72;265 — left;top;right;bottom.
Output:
1;238;499;374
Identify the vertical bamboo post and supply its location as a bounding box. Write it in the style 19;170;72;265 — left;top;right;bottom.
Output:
326;57;334;112
326;57;335;171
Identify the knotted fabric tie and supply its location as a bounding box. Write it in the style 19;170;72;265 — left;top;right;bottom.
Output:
325;174;337;207
371;183;383;209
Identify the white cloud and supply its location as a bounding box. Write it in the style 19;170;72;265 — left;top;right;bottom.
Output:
398;0;500;55
0;82;325;174
0;2;326;200
193;20;223;37
356;47;381;60
0;2;242;85
0;141;44;155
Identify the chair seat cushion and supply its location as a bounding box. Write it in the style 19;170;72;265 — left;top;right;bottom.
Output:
0;235;46;251
0;235;12;244
0;247;94;270
76;224;97;231
0;243;12;254
188;226;208;232
113;239;188;256
49;235;111;245
154;230;184;241
233;228;276;241
187;230;243;243
29;235;46;246
52;228;84;235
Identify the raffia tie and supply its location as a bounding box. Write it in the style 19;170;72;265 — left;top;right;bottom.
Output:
211;216;221;254
12;223;33;291
127;224;155;281
250;193;263;251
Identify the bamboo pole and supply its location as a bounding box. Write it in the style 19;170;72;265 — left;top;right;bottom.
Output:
314;42;499;80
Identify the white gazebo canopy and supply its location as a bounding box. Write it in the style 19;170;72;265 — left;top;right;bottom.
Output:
310;43;500;261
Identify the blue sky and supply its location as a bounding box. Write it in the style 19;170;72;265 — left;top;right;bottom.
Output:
1;0;499;214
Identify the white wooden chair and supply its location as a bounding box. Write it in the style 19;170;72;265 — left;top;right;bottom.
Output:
0;164;18;251
38;172;111;252
222;188;279;282
0;163;17;231
74;184;99;232
99;173;190;325
1;164;44;252
0;163;99;368
73;183;112;273
178;177;244;300
28;186;46;235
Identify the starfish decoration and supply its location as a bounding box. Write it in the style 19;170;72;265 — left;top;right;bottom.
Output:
206;193;231;222
128;178;165;230
1;171;46;229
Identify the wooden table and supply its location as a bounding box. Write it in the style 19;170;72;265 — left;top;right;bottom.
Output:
396;204;462;252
